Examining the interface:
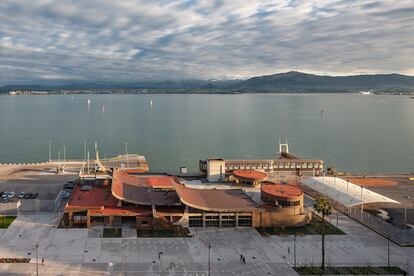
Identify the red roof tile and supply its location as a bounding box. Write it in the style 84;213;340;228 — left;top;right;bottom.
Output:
233;170;267;181
111;170;181;205
67;183;119;208
261;183;303;200
173;183;260;212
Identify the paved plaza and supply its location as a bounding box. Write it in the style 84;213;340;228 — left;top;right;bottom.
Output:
0;210;413;275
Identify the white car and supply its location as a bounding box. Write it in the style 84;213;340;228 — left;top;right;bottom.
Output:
8;192;15;198
18;192;25;199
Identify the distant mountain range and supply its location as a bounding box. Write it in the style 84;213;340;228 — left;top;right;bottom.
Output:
232;71;414;93
2;71;414;93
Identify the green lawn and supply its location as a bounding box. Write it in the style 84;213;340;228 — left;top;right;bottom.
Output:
137;228;191;238
0;216;16;229
257;215;345;236
103;228;122;238
294;266;406;275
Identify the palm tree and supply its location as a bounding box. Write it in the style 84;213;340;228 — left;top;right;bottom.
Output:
313;196;333;269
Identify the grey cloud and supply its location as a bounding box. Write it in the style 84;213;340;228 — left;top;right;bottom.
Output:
0;0;413;85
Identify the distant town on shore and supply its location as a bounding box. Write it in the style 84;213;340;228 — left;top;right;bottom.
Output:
2;71;414;95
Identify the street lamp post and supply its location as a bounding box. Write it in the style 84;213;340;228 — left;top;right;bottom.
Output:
123;243;127;276
158;251;163;271
84;139;87;161
125;142;129;168
293;236;296;268
35;244;39;276
208;243;211;276
58;149;61;173
360;185;364;221
404;196;410;232
48;140;52;162
387;234;390;267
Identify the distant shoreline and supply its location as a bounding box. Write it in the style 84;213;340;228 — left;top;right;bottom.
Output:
1;90;414;96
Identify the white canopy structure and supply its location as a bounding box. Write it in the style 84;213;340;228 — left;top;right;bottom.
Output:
301;177;400;207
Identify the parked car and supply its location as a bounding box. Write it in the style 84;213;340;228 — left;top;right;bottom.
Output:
80;185;92;191
63;183;74;190
1;197;9;203
29;193;39;199
18;192;25;199
61;190;71;199
66;180;75;185
2;191;15;199
23;193;31;199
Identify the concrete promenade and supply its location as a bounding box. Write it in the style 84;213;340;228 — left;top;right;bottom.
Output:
0;210;413;275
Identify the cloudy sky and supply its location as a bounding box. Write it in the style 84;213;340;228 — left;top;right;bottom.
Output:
0;0;413;85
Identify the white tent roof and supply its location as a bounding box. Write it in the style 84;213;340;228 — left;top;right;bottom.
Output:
301;177;400;207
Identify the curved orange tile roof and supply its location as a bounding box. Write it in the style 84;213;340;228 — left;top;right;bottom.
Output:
233;170;267;181
173;183;260;212
112;170;181;205
261;183;303;200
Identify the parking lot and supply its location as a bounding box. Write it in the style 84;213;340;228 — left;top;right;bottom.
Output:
0;171;77;214
364;177;414;229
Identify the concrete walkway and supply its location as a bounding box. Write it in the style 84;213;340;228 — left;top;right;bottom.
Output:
0;211;413;275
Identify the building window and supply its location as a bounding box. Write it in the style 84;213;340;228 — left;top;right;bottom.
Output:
205;214;219;227
222;220;236;227
74;215;87;222
221;214;236;227
205;220;219;227
189;216;203;227
238;216;252;227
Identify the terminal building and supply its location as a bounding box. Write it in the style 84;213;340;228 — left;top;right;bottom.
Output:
64;169;311;229
64;147;314;230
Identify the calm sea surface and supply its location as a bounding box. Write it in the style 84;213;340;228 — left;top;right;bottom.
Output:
0;93;413;173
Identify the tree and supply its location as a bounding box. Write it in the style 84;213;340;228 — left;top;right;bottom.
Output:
313;196;333;269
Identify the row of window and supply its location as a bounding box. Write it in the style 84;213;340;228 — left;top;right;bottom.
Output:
276;200;301;207
227;162;322;170
201;160;322;169
189;216;252;227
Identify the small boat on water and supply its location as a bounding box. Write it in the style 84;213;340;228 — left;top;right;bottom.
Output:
359;91;372;95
